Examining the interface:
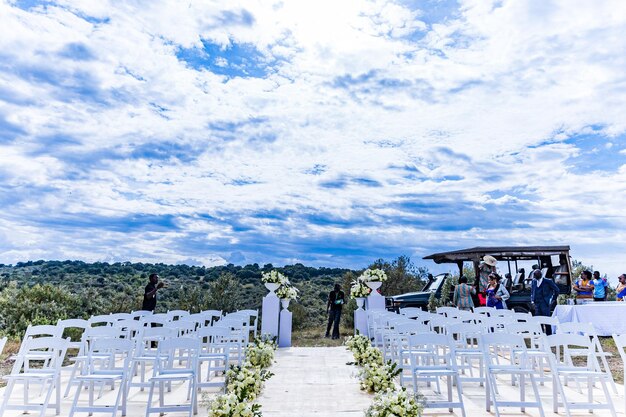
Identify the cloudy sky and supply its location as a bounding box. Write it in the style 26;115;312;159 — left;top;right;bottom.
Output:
1;0;626;276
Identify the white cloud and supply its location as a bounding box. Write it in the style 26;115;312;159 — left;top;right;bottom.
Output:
0;0;626;274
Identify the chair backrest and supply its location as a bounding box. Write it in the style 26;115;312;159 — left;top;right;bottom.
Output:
142;315;169;327
429;316;460;334
399;307;423;318
407;333;456;367
87;337;134;373
19;324;63;354
436;306;460;317
166;320;197;337
393;321;431;335
556;321;595;336
88;314;116;327
199;310;222;325
166;310;190;321
473;306;494;316
545;333;596;368
612;333;626;365
197;326;231;353
447;322;483;349
491;309;514;317
130;310;153;320
480;333;527;367
11;336;69;375
507;322;545;349
156;337;201;373
113;319;143;339
108;312;133;321
57;318;90;347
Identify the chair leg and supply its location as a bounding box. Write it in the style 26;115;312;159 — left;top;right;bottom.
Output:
145;381;155;417
529;374;545;417
599;376;617;417
0;379;15;417
69;380;84;417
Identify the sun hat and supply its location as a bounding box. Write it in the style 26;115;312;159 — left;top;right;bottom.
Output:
483;255;497;267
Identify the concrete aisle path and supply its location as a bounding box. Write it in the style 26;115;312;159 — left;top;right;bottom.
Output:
258;347;372;417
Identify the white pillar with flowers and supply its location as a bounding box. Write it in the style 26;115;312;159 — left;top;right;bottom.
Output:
261;271;286;339
350;278;371;336
361;268;388;311
277;282;298;348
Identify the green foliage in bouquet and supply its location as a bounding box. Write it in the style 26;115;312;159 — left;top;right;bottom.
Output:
365;387;423;417
245;337;277;369
226;363;274;402
207;393;262;417
359;360;401;393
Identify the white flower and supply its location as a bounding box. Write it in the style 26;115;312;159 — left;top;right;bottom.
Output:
358;268;388;282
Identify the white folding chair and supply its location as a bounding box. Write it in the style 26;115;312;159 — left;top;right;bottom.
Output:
507;322;551;385
199;310;222;326
108;313;133;322
68;337;134;417
213;317;246;365
197;326;230;391
405;333;466;417
130;310;153;320
128;327;177;391
146;337;201;417
491;309;515;318
557;322;618;394
447;322;485;386
0;336;69;417
480;333;545;417
236;309;259;339
545;334;617;417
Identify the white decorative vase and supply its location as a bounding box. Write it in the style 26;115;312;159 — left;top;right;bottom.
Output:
355;298;365;310
281;299;290;309
265;283;280;296
366;281;382;291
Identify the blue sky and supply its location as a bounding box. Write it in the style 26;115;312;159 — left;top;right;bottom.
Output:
1;0;626;277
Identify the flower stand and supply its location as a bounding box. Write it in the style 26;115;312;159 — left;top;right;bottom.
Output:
365;281;385;310
354;297;368;336
261;283;280;338
278;299;292;348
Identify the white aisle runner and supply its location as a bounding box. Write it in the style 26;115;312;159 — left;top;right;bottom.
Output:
258;347;371;417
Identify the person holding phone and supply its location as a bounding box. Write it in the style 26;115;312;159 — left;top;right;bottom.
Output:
325;283;345;339
142;273;165;312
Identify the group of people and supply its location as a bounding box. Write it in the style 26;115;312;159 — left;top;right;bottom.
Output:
573;270;626;301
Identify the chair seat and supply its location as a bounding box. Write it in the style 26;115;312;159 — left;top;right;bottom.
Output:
150;372;194;381
75;374;124;381
4;372;55;380
415;369;457;376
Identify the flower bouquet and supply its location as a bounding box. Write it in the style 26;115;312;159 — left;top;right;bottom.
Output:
261;270;288;285
275;284;299;300
226;363;273;402
350;280;372;298
365;387;423;417
207;393;262;417
359;360;401;393
345;334;371;358
358;268;388;282
245;338;277;369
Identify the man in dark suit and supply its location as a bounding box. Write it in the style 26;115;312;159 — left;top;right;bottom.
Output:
530;269;560;335
325;284;345;339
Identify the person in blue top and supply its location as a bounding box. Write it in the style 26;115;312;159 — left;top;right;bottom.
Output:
530;269;560;335
591;271;608;301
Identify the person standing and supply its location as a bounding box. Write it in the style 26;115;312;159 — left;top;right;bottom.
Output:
591;271;608;301
530;269;559;335
486;274;509;309
573;270;593;300
142;273;164;312
616;274;626;301
478;255;497;305
453;276;475;311
325;284;345;339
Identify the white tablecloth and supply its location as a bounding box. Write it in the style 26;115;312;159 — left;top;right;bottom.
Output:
552;302;626;336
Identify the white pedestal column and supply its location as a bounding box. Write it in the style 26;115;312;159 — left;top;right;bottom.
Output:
261;284;280;339
366;281;385;310
354;298;368;336
278;300;292;348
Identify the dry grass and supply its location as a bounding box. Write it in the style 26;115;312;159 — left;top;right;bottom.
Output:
0;339;20;387
291;326;354;347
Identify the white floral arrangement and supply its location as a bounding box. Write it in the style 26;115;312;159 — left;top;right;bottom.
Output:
345;334;371;360
226;362;273;402
261;270;288;285
358;268;388;282
275;284;298;300
350;280;372;298
353;345;383;367
207;393;262;417
365;388;423;417
245;338;277;369
359;361;401;393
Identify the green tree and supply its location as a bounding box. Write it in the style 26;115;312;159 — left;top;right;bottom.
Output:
206;272;244;313
370;256;428;296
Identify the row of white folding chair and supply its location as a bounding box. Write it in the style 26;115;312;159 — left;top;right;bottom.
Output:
366;310;394;348
380;316;416;361
0;336;70;417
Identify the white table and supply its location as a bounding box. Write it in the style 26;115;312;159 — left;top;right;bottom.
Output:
552;302;626;336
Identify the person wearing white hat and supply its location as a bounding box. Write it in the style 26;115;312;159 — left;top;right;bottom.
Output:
478;255;497;302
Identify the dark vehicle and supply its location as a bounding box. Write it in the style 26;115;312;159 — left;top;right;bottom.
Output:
387;246;573;314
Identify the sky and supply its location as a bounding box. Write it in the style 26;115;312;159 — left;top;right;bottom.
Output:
1;0;626;277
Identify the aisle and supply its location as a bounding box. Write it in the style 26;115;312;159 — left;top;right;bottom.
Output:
258;347;372;417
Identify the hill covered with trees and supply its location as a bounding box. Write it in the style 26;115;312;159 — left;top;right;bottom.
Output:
0;257;429;337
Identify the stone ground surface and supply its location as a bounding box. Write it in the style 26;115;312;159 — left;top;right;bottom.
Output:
1;346;625;417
